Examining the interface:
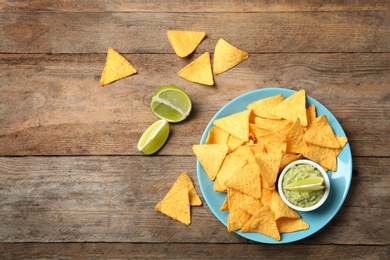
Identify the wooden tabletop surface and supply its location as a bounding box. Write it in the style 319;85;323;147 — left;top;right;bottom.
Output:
1;1;389;259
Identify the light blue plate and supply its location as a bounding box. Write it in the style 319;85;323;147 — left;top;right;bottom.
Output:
196;88;352;244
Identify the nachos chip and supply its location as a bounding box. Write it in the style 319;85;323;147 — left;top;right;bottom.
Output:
213;38;249;75
304;115;341;148
192;144;229;180
167;30;206;58
247;94;284;119
100;47;137;86
213;109;251;141
155;172;202;225
271;89;308;126
178;52;214;86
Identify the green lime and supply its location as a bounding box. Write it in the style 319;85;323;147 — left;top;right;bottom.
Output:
150;85;192;123
137;119;170;155
284;176;325;191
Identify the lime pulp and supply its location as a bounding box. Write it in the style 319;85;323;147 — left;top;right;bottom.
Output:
284;176;325;191
137;119;170;155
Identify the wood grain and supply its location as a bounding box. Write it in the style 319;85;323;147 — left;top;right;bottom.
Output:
1;53;389;156
1;0;389;12
1;11;389;54
0;243;389;259
0;156;388;244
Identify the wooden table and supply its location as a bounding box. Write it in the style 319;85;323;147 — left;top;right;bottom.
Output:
1;1;389;258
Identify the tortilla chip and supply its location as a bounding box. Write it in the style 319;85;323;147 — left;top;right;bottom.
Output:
192;144;229;180
225;160;261;198
254;117;292;132
165;172;202;206
271;89;308;126
241;205;281;241
336;135;348;148
255;149;283;189
286;118;309;154
269;191;300;220
220;196;229;211
227;134;246;151
303;143;338;171
178;52;214;86
247;94;284;119
276;217;310;233
227;188;253;231
303;115;340;148
306;104;317;126
213;109;251;141
214;152;248;192
155;186;191;225
213;38;249;75
239;194;263;216
249;124;286;153
279;153;303;171
167;30;206;58
100;47;137;86
261;188;275;206
205;125;229;145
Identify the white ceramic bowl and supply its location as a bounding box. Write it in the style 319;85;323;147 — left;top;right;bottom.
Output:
278;159;330;212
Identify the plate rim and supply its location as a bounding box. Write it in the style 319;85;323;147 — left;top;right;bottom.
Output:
196;87;353;244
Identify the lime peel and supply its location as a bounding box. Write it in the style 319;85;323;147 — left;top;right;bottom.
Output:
284;176;325;191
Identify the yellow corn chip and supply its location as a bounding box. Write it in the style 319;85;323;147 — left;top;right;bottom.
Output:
249;124;286;153
155;186;191;225
254;117;293;132
303;143;338;171
213;109;251;141
279;153;303;171
269;191;300;220
192;144;229;180
100;47;137;86
226;188;252;231
220;196;229;211
225;160;261;198
286;118;308;154
213;38;249;75
261;188;275;206
241;205;281;241
239;194;263;216
303;115;340;148
256;149;283;190
271;89;308;126
205;125;229;145
165;172;202;206
276;217;310;233
178;52;214;86
247;94;284;119
214;152;248;192
306;104;317;126
167;30;206;58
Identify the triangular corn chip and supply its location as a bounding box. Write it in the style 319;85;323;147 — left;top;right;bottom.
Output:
241;205;281;241
178;52;214;86
225;160;261;198
213;152;248;192
205;126;229;145
165;172;202;206
271;89;308;126
276;217;309;233
100;47;137;86
192;144;229;180
167;30;206;58
286;118;308;154
213;38;249;75
303;143;338;171
303;115;340;148
213;109;251;141
269;191;300;220
247;94;284;119
155;186;191;225
226;188;252;232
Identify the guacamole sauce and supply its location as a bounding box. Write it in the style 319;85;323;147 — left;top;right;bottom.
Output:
282;164;325;208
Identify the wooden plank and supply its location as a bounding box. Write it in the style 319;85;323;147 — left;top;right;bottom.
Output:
1;53;389;156
0;0;389;13
0;156;388;244
0;243;389;259
1;11;389;54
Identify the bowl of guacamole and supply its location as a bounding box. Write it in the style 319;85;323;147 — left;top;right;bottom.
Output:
278;159;330;212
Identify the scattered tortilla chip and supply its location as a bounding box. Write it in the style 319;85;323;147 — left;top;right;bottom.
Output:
225;160;261;198
155;185;191;225
167;30;206;58
279;153;303;171
214;152;248;192
100;47;137;86
304;115;340;148
178;52;214;86
165;172;202;206
271;89;308;126
277;218;310;233
205;125;230;145
226;188;253;231
241;205;281;241
213;110;251;141
286;118;309;154
213;38;249;75
247;94;284;119
249;124;286;153
192;144;229;180
239;194;263;216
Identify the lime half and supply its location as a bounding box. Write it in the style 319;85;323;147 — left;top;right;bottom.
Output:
150;85;192;123
284;176;325;191
137;119;170;155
